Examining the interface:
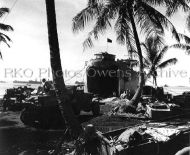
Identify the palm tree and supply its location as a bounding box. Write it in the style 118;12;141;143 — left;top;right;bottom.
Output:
169;11;190;53
142;36;178;87
0;7;13;58
45;0;82;137
170;33;190;55
72;0;188;108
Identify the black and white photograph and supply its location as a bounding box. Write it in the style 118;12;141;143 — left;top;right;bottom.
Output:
1;0;190;155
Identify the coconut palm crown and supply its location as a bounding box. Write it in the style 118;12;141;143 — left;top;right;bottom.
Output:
142;36;178;87
171;33;190;55
72;0;190;106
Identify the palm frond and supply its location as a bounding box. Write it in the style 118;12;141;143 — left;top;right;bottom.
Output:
141;42;153;63
149;35;164;49
140;43;154;68
0;52;2;59
170;43;190;55
126;38;137;57
136;2;180;42
74;0;120;50
0;33;12;42
0;7;12;53
154;45;169;65
104;0;121;19
72;2;100;33
144;36;162;64
157;58;178;69
0;8;9;18
135;2;164;37
146;29;164;41
141;35;171;74
83;34;94;50
143;57;151;68
0;23;13;31
165;0;190;17
114;4;129;44
170;44;190;52
82;8;117;49
0;35;11;47
187;13;190;32
143;0;166;6
115;4;137;54
141;43;148;54
178;33;190;44
87;0;103;6
125;28;137;56
92;7;113;37
72;0;119;34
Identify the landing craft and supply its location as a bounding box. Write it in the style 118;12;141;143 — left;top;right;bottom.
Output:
84;52;139;97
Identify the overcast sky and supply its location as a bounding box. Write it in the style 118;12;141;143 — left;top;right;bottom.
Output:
0;0;190;86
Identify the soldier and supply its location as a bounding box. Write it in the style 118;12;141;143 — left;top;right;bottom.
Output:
2;93;10;111
41;78;53;94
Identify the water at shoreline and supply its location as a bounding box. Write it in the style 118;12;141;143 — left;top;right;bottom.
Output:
163;86;190;96
0;82;41;98
0;82;190;98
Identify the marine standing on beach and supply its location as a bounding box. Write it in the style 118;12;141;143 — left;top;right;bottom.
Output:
42;78;53;94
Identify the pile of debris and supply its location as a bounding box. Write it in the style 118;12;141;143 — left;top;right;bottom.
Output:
48;121;189;155
113;125;180;152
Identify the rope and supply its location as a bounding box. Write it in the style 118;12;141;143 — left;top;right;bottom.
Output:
65;66;86;83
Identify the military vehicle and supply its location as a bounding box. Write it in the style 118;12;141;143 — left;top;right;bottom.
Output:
2;87;34;111
20;85;100;129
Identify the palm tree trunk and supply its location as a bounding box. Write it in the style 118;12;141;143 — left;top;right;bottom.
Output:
128;7;144;107
45;0;82;136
